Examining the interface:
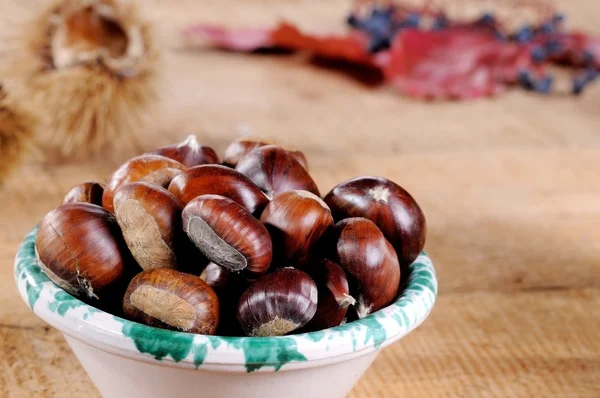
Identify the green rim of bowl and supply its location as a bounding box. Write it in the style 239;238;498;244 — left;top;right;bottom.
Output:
15;227;437;372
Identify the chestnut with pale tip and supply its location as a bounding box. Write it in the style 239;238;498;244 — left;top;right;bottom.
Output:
223;137;309;170
182;195;272;276
222;137;274;168
149;135;219;167
331;217;401;319
168;164;269;216
113;182;183;270
260;190;334;267
63;182;104;206
103;154;187;213
303;259;355;331
237;268;318;337
35;203;130;300
235;145;319;199
123;268;219;334
324;176;426;267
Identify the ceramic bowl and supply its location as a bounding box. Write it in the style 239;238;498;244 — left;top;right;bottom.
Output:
15;227;437;398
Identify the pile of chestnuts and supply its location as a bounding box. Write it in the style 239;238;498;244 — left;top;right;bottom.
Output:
35;135;426;337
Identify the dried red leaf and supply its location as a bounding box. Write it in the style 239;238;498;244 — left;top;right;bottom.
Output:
185;22;376;66
185;2;599;99
184;25;273;51
272;23;375;66
383;28;542;99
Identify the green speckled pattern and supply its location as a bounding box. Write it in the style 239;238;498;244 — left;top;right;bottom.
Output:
15;227;437;373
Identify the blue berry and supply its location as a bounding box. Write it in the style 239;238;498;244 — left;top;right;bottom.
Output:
518;70;534;90
581;50;594;66
347;6;401;53
534;75;553;94
552;13;565;24
537;22;554;34
531;47;546;63
367;37;392;53
347;14;360;28
572;77;587;95
544;40;562;55
478;13;495;25
432;15;448;30
514;26;534;43
403;12;421;28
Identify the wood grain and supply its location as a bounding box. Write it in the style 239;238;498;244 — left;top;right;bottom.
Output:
1;0;600;397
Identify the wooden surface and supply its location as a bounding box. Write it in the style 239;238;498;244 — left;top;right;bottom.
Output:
2;0;600;397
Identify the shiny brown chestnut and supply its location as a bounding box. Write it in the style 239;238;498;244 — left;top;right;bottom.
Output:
223;138;309;170
324;176;426;267
113;182;183;270
148;135;219;167
201;262;248;336
260;190;333;267
182;194;272;275
332;217;400;318
123;268;219;334
63;181;104;205
35;203;130;300
222;137;273;168
235;145;319;198
304;259;355;331
168;164;269;216
237;268;318;337
103;154;187;213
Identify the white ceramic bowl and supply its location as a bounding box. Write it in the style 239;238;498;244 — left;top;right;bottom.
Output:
15;227;437;398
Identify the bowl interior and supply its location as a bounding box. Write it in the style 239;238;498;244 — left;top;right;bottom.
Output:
15;227;437;372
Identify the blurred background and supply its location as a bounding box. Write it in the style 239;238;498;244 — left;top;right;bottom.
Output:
1;0;599;397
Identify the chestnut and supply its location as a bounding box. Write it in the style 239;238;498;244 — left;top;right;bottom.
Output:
103;154;187;213
201;262;248;336
123;268;219;334
35;203;130;300
237;268;317;337
324;176;426;267
182;194;272;275
331;217;400;318
303;259;355;331
63;181;104;206
290;150;310;171
148;135;219;167
222;137;273;168
223;137;309;170
113;182;183;270
168;164;269;216
260;190;333;267
235;145;319;198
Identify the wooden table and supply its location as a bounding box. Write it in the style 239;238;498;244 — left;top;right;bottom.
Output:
1;0;599;396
